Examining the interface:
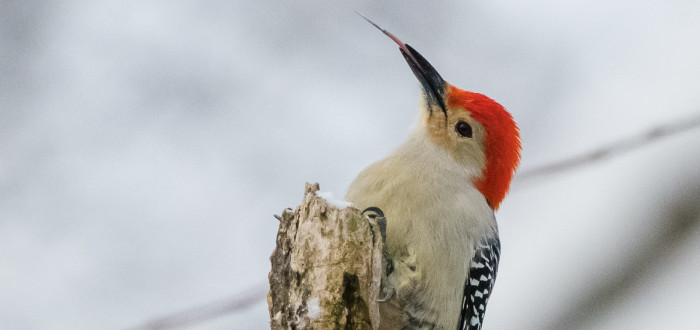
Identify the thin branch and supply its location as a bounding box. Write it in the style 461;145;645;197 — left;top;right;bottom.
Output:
129;283;267;330
542;176;700;330
516;112;700;181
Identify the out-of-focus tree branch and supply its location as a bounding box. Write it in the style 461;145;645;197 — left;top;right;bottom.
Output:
516;112;700;182
543;176;700;330
129;284;267;330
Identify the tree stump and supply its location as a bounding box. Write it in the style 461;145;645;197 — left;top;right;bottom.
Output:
268;183;383;329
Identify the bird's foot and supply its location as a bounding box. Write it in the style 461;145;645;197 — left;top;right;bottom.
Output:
362;207;387;243
362;207;395;303
377;286;395;302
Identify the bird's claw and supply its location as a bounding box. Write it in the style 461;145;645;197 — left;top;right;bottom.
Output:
363;207;395;303
377;287;395;303
362;207;387;243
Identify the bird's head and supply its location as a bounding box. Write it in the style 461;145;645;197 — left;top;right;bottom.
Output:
363;16;521;209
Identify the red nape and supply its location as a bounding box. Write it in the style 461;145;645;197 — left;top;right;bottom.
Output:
447;85;521;210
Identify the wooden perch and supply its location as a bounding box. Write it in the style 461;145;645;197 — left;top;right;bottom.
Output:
268;183;383;329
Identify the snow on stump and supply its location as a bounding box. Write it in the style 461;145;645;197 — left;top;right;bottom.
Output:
268;183;383;329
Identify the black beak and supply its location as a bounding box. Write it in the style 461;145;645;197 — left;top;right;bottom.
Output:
399;45;447;114
359;14;447;114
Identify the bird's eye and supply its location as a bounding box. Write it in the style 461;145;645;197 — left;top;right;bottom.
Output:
455;120;472;138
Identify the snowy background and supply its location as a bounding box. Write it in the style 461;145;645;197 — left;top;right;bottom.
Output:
2;1;700;329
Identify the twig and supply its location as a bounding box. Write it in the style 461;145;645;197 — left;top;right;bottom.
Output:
129;283;267;330
542;178;700;330
516;112;700;181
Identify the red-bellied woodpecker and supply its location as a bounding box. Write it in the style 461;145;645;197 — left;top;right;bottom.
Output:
346;16;521;329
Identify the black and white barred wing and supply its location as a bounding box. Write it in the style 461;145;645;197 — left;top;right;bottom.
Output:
457;236;501;330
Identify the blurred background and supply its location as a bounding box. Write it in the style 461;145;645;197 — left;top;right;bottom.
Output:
2;1;700;329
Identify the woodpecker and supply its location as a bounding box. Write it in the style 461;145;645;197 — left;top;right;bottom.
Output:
346;17;521;329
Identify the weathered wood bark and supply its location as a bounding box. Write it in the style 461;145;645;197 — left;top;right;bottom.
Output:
268;183;383;329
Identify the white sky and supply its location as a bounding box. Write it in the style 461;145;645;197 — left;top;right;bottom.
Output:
1;1;699;329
